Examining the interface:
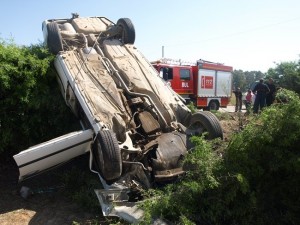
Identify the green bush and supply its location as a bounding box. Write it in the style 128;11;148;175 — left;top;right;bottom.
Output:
141;136;224;225
141;89;300;225
223;89;300;225
0;40;80;155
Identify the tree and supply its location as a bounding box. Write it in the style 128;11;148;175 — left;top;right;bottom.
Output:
266;60;300;94
232;70;265;91
244;70;264;88
232;69;246;90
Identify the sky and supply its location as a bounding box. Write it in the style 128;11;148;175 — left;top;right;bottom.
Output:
0;0;299;72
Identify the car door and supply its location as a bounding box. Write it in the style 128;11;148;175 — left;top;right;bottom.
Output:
13;129;94;181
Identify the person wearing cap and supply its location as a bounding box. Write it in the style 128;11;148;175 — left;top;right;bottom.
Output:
252;78;270;113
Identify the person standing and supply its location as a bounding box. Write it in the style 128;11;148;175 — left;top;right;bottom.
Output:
245;89;253;112
266;78;276;106
233;87;243;112
253;78;270;113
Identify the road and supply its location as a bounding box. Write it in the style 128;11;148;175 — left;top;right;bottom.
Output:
219;105;246;113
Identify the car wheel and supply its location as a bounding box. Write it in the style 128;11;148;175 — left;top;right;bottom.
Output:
200;111;223;139
208;101;219;111
93;130;122;184
186;111;223;140
47;22;63;54
117;18;135;44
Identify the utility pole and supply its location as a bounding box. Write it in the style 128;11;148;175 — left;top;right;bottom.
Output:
162;46;164;58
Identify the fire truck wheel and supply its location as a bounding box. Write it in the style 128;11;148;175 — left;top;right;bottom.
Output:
93;130;122;184
47;22;63;54
117;18;135;44
186;111;223;140
208;101;219;111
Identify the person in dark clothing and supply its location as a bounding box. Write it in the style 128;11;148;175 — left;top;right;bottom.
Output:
233;87;243;112
266;78;276;106
253;78;270;113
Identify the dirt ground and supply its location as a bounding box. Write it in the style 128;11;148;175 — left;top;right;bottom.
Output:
0;112;242;225
0;155;113;225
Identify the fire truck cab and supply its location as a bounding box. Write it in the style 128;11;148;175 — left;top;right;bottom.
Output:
152;58;233;110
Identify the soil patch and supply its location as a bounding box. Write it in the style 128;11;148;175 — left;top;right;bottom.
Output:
0;156;112;225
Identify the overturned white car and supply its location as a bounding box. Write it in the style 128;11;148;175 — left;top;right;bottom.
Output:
13;14;223;221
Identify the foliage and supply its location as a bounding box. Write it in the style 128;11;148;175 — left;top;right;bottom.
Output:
232;69;265;91
187;102;197;113
244;70;265;88
60;165;102;213
141;89;300;225
140;136;224;224
222;89;300;225
266;60;300;94
0;40;80;155
232;69;246;90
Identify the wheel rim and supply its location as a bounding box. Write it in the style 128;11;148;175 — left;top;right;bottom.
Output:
186;121;205;136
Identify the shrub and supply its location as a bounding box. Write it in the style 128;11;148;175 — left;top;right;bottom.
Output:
0;40;80;155
141;136;224;224
141;89;300;225
223;89;300;225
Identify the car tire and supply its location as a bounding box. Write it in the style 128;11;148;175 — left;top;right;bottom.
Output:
93;130;122;184
200;111;223;139
208;101;219;111
117;18;135;44
47;22;63;54
186;111;223;140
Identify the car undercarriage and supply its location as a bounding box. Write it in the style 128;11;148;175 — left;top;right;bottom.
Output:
13;14;224;222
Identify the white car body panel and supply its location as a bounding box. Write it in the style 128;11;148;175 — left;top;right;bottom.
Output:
13;129;93;181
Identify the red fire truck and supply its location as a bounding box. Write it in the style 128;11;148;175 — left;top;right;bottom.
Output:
152;58;233;110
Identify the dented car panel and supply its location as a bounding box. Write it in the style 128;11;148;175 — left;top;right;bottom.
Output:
14;129;93;181
94;189;144;223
